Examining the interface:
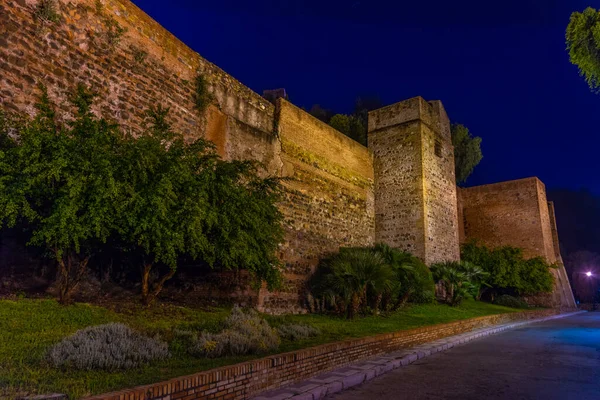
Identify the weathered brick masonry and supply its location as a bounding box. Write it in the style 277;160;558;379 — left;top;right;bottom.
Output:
84;309;561;400
0;0;576;311
458;178;576;309
0;0;375;312
265;99;375;312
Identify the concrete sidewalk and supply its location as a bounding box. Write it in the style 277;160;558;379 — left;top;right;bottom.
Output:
252;311;585;400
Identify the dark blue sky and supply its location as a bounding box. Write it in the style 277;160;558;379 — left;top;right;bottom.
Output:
132;0;600;194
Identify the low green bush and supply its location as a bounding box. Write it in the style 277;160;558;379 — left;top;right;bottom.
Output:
374;244;435;306
46;323;169;370
430;261;488;306
494;295;529;309
176;307;280;358
309;245;438;318
309;247;395;318
461;242;556;298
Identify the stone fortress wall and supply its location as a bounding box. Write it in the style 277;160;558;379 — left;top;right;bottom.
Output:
0;0;575;311
458;179;576;308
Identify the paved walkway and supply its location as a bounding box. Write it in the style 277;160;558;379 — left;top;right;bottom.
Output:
252;311;588;400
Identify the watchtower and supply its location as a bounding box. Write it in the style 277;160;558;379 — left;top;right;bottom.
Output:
368;97;460;264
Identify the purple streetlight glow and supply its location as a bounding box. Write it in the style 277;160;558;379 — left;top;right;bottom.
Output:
586;271;593;277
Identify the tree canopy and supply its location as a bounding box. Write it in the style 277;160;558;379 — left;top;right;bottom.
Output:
451;123;483;185
328;114;366;145
566;7;600;92
0;85;285;305
461;242;555;298
309;96;382;147
0;85;124;304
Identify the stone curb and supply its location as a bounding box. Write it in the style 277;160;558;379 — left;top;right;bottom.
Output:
252;311;585;400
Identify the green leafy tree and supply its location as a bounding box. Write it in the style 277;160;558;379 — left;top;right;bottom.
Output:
451;123;483;185
353;96;382;138
329;114;366;145
0;85;123;304
116;106;214;305
566;8;600;91
118;106;285;305
461;242;555;299
1;85;285;306
309;104;334;124
309;96;381;146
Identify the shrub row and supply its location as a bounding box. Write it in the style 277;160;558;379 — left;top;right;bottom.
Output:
309;242;556;317
48;307;320;371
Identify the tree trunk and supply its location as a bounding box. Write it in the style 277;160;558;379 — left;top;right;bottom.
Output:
348;293;361;319
141;263;176;306
373;293;382;314
57;250;89;305
394;291;411;310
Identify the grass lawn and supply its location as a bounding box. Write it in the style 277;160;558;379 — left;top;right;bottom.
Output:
0;298;521;399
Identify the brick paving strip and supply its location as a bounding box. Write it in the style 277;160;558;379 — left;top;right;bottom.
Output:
251;311;585;400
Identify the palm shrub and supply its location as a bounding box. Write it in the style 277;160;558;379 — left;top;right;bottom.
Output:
373;243;435;307
458;261;490;300
310;248;395;318
430;261;488;306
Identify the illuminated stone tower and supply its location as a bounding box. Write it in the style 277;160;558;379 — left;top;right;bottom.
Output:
368;97;460;264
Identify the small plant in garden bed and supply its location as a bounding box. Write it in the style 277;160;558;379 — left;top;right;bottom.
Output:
174;307;280;358
430;261;489;306
47;323;170;370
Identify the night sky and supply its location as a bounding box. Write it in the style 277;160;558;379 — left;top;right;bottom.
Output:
131;0;600;195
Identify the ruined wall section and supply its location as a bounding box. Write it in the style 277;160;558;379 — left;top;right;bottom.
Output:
368;97;459;264
260;99;375;313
